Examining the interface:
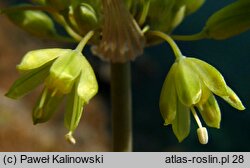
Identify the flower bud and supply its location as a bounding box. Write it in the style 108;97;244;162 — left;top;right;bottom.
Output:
202;0;250;40
7;10;58;38
147;0;175;33
179;0;205;15
171;6;186;29
147;0;205;38
170;0;205;29
197;127;208;144
73;3;99;35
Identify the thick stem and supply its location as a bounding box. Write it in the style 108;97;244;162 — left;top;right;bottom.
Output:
111;62;132;152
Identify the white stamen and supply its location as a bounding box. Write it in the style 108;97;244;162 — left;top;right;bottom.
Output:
191;107;209;144
197;127;208;144
65;132;76;145
191;107;202;128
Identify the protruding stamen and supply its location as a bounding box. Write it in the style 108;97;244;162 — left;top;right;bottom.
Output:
197;127;208;144
191;107;209;144
38;87;48;109
191;106;203;128
65;131;76;145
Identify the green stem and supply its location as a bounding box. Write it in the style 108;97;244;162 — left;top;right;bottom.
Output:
75;31;94;51
148;31;183;59
171;32;205;41
51;13;82;42
111;62;132;152
139;0;150;26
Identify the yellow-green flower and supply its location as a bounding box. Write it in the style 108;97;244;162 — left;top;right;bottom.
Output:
159;56;245;144
6;32;98;144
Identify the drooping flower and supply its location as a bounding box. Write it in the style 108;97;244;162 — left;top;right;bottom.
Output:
6;31;98;144
160;56;245;144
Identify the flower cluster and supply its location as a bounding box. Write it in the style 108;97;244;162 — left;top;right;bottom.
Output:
160;56;245;144
6;32;98;144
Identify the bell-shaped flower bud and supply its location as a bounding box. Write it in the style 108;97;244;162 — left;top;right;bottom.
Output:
159;63;177;125
170;0;205;29
197;94;221;128
171;6;186;29
72;3;99;36
147;0;175;34
146;0;205;42
175;57;202;106
202;0;250;40
7;9;58;38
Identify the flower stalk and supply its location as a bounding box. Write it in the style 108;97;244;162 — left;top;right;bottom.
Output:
148;31;183;59
111;62;132;152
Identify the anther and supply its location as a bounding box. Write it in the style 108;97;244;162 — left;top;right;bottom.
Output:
197;127;208;144
191;107;209;144
65;131;76;145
